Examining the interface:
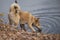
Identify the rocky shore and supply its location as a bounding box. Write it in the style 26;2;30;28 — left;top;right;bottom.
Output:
0;23;60;40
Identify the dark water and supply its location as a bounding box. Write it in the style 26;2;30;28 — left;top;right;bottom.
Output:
0;0;60;33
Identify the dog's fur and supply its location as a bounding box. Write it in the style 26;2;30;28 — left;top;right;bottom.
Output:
8;1;20;28
8;0;41;32
19;11;41;32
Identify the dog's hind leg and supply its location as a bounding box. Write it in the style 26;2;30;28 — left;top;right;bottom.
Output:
20;24;26;31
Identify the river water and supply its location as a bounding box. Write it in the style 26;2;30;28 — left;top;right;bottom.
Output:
0;0;60;33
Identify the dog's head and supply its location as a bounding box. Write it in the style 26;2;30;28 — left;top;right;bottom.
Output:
10;1;20;14
33;18;40;27
33;17;42;32
14;5;18;13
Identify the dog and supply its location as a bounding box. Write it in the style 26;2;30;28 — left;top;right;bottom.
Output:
8;0;41;32
19;11;42;32
8;0;20;28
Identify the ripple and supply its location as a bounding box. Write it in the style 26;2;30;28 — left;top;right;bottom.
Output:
40;17;60;33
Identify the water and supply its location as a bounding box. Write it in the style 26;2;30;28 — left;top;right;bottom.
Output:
0;0;60;33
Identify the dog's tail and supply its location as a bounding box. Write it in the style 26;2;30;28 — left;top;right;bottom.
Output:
15;0;18;3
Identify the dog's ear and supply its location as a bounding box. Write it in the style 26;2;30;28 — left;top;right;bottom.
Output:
35;18;40;22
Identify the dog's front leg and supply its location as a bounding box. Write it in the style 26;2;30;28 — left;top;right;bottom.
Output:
28;24;36;33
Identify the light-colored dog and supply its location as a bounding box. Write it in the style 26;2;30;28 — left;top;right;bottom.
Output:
19;11;41;32
8;0;20;28
8;0;41;32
